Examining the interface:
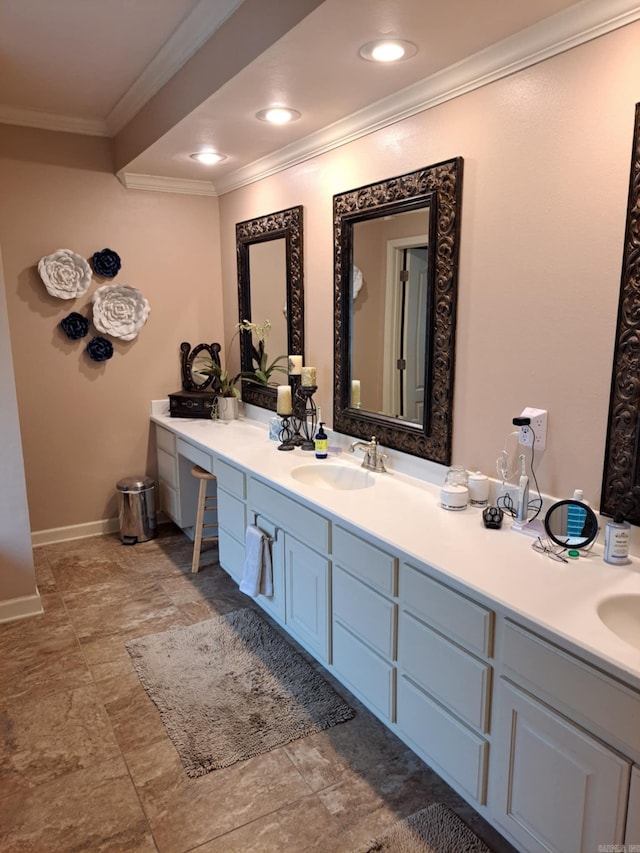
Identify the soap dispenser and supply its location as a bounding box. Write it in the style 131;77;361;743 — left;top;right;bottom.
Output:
314;422;328;459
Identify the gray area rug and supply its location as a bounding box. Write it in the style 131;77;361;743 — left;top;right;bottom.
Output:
356;803;491;853
126;608;355;777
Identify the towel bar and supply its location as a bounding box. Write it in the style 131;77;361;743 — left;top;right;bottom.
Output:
250;512;279;542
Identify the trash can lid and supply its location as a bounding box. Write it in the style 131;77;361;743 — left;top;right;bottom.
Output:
116;475;155;492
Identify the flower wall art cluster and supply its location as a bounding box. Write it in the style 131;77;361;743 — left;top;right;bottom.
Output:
38;247;150;363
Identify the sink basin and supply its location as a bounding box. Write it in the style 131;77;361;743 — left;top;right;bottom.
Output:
290;463;374;491
597;593;640;651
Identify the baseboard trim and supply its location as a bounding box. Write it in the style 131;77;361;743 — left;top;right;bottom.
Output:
32;518;120;547
0;591;44;623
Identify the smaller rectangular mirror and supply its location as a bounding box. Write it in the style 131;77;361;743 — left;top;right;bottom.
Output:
236;206;304;410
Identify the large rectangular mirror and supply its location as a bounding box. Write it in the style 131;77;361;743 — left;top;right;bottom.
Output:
333;159;463;464
601;103;640;524
236;206;304;410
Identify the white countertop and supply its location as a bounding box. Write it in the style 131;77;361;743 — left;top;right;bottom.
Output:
151;407;640;689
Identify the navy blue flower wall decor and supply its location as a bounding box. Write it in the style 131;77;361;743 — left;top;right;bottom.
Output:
86;336;114;362
91;248;121;278
60;312;90;340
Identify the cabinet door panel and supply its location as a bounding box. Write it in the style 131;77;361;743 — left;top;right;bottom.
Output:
491;680;630;853
398;610;490;732
218;488;246;543
333;526;397;595
333;620;395;721
397;674;488;804
218;529;244;583
157;447;177;489
333;566;396;659
626;765;640;845
400;562;493;657
284;535;330;661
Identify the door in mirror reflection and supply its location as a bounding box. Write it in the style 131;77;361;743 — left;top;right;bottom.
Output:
351;208;429;424
248;239;287;368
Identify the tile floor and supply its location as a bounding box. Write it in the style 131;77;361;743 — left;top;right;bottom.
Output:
0;525;517;853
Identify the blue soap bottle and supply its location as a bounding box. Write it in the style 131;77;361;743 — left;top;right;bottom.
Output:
314;422;328;459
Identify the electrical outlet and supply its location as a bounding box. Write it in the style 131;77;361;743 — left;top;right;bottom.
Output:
519;407;548;451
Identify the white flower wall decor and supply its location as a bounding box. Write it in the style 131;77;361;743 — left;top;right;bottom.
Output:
38;249;92;299
92;284;150;341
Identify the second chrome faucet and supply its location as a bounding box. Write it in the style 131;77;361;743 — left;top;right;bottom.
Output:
348;436;388;472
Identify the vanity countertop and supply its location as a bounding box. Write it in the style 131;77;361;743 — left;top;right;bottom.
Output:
151;410;640;688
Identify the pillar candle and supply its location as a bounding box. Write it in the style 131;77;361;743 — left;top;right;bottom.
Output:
277;385;292;415
301;366;316;387
351;379;361;406
288;355;302;375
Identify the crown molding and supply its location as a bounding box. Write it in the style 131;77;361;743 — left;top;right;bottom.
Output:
105;0;244;135
214;0;640;194
0;104;108;137
117;171;217;196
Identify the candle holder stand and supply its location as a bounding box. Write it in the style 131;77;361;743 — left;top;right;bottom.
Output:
295;385;318;451
277;415;295;451
288;375;305;446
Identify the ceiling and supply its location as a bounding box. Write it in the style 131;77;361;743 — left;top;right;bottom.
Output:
1;0;638;194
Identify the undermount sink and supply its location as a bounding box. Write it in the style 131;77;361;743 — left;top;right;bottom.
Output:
290;463;374;491
597;593;640;651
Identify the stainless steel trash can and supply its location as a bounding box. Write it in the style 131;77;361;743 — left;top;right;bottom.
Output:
116;476;157;545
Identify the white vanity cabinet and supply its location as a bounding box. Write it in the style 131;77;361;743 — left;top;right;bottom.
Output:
248;477;331;662
489;620;640;852
155;425;213;530
331;525;398;722
396;562;494;805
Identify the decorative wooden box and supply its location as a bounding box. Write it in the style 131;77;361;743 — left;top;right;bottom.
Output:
168;390;216;418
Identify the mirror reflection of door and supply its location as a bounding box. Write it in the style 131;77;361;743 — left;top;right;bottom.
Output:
351;208;429;423
388;243;428;423
248;239;288;370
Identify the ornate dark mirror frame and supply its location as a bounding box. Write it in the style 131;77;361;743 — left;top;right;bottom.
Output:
333;158;463;464
601;103;640;524
236;205;304;411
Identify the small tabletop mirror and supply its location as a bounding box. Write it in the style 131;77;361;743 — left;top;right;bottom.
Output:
544;499;599;550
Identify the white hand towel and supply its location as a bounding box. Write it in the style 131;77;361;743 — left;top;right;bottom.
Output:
239;525;273;598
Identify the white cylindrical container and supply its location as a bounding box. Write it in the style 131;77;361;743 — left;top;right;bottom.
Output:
440;484;469;511
468;471;490;507
603;514;630;564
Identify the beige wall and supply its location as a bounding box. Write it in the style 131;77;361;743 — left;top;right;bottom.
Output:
0;126;222;533
219;23;640;506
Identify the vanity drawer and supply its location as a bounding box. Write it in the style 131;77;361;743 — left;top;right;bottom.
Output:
176;438;214;473
400;562;493;657
502;620;640;758
218;529;244;583
158;480;179;524
397;674;488;804
332;621;395;722
156;425;176;455
157;447;177;489
333;566;397;659
216;459;246;499
218;488;246;544
398;610;491;732
333;526;397;595
249;478;329;554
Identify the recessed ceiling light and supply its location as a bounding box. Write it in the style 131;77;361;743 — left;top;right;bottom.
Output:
189;150;226;165
256;107;301;125
359;39;418;63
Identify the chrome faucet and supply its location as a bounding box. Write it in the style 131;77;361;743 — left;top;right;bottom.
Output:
348;436;388;472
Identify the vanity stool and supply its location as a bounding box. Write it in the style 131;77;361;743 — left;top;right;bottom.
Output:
190;465;218;573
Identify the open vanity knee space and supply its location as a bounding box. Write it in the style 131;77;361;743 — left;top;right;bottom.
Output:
152;411;640;853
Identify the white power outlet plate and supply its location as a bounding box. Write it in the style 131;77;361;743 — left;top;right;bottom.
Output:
519;407;548;450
